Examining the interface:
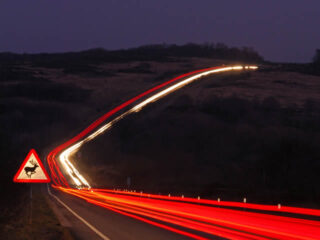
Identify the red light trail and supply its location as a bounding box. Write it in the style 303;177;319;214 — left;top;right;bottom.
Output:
54;186;320;240
47;65;320;239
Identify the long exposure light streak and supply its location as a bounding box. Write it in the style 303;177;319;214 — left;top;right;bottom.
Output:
54;186;320;240
56;66;252;188
95;189;320;218
48;65;229;187
47;65;320;239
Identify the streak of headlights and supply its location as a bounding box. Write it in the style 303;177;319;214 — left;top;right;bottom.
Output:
56;65;258;188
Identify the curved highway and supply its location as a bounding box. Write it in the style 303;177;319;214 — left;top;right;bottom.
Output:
46;65;320;240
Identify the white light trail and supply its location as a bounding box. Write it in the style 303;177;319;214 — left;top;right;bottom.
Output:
58;65;258;188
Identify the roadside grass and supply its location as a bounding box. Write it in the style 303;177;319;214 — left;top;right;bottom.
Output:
0;187;69;240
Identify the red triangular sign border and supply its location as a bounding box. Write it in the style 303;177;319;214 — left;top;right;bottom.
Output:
13;149;51;183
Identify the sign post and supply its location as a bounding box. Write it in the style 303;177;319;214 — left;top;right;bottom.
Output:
30;184;32;224
13;149;51;224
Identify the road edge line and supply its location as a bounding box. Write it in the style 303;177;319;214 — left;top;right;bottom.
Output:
47;184;111;240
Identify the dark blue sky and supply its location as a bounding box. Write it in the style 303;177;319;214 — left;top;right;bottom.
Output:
1;0;319;62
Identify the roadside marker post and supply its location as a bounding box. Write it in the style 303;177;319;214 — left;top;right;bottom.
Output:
13;149;51;224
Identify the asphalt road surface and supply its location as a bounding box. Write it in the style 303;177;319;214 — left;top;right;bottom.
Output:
47;185;221;240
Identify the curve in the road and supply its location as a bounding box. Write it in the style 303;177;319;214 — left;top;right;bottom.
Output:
47;65;320;240
48;65;256;188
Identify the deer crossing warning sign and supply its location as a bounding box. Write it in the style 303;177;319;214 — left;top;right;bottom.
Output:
13;149;50;183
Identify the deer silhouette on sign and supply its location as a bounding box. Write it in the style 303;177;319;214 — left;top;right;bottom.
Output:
24;159;39;178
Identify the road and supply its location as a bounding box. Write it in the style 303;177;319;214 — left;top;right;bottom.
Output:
47;185;320;240
46;65;320;239
48;186;218;240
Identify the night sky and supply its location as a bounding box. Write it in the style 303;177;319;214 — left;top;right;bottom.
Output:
1;0;319;62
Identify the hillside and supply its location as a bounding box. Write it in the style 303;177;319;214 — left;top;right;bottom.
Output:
76;69;320;207
2;45;258;229
1;45;320;231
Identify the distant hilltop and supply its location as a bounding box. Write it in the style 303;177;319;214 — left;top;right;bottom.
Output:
0;43;263;64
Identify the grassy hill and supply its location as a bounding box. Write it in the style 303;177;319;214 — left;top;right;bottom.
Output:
1;44;320;235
